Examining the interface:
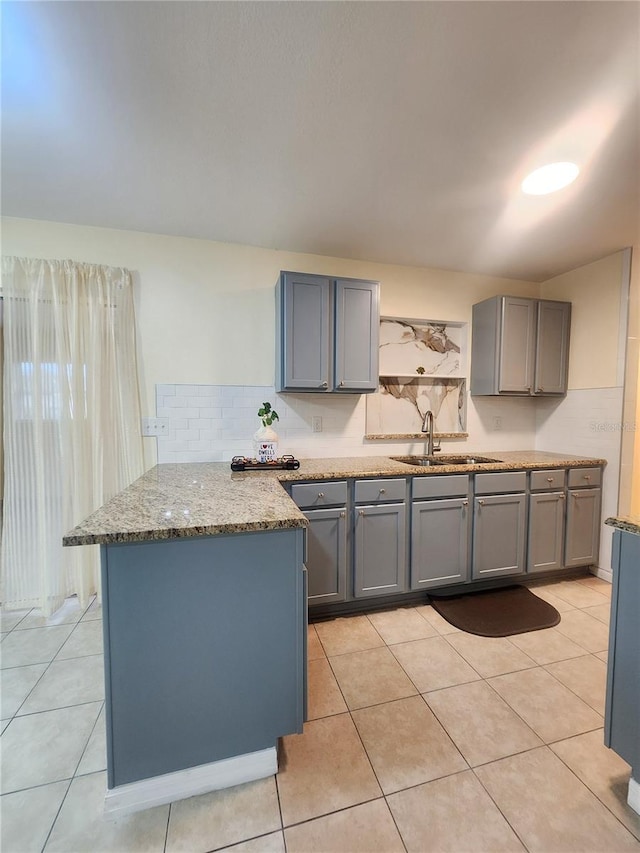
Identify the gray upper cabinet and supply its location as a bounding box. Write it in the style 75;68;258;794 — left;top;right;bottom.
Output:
276;271;379;393
353;503;407;598
470;295;570;396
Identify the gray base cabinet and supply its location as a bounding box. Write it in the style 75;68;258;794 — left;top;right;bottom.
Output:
605;528;640;782
565;488;602;567
411;498;470;589
305;507;347;604
354;504;407;598
528;492;565;572
276;271;379;393
101;529;306;789
472;493;527;579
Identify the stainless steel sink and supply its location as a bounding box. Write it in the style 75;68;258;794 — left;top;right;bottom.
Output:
391;455;501;467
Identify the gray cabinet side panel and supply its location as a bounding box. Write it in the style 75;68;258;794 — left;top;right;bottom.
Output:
535;300;570;394
527;492;565;572
564;488;601;566
102;529;305;787
354;504;407;597
470;297;500;395
334;279;379;391
282;274;331;389
411;499;470;589
472;494;526;578
305;507;347;604
499;297;536;392
605;531;640;770
604;532;621;748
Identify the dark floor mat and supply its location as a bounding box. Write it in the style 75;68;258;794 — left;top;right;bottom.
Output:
428;585;561;637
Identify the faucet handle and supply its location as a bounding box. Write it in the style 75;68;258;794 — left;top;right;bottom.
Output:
432;440;442;453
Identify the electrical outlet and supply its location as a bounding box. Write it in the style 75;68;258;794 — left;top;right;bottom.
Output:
493;416;503;431
312;416;323;433
141;417;169;436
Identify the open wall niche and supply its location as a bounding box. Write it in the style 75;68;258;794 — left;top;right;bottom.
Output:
366;316;468;439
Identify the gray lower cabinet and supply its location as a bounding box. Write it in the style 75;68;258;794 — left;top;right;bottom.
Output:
527;491;565;572
565;487;602;567
411;498;470;589
472;493;527;579
305;507;347;605
353;503;407;597
276;271;379;393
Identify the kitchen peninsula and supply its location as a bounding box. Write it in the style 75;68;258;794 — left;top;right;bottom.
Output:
64;451;605;815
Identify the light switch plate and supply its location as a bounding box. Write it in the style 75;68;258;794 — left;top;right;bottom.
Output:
312;416;323;433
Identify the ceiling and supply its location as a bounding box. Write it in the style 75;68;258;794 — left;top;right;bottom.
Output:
2;1;639;281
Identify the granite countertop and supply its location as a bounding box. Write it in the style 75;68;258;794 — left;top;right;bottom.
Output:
64;451;606;546
605;515;640;536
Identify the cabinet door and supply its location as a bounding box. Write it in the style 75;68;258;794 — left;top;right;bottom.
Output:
281;273;331;390
472;493;526;579
354;504;407;598
498;297;536;393
528;492;565;573
334;279;379;392
534;300;570;395
565;488;601;567
305;508;347;605
411;498;470;589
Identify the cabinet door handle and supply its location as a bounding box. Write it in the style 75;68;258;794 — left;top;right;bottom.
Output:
462;499;468;506
359;509;364;516
318;492;324;499
559;493;565;500
526;386;531;392
339;380;345;387
478;499;485;506
537;387;544;392
320;381;328;388
340;511;345;518
379;488;386;494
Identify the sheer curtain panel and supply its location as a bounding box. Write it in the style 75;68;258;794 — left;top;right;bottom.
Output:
1;257;144;615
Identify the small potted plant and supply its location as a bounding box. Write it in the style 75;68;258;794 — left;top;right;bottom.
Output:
253;402;280;462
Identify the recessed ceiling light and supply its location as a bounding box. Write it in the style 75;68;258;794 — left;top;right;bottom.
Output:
521;162;580;195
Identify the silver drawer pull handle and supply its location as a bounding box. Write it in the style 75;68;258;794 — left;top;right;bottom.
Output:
583;474;591;481
320;381;328;388
478;499;485;506
547;477;554;483
379;488;386;494
462;499;468;506
359;509;364;516
318;492;324;498
559;493;565;499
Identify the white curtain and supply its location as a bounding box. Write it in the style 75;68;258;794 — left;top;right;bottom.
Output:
1;257;144;615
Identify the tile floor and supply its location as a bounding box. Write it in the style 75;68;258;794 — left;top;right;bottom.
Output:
2;575;639;853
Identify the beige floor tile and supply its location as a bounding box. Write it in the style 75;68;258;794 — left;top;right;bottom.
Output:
414;604;462;634
306;625;325;661
276;713;381;826
285;799;405;853
329;646;417;710
489;667;603;743
425;680;542;767
218;832;285;853
390;636;480;692
550;581;610;609
18;654;104;715
551;730;640;841
508;627;586;664
367;607;437;644
16;598;84;630
445;632;537;678
307;658;347;719
596;650;609;663
0;779;70;853
475;746;640;852
314;615;384;657
527;585;576;612
577;575;613;595
77;705;107;775
0;608;31;632
0;662;47;719
544;655;607;714
388;770;525;852
55;620;103;660
1;702;101;793
352;695;466;793
166;777;281;852
0;626;74;669
582;603;611;624
555;609;610;652
45;770;169;852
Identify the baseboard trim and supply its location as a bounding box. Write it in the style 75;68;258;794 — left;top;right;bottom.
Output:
628;777;640;816
103;747;278;817
591;566;613;583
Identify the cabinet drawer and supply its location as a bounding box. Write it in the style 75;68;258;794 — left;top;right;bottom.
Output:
354;478;406;504
291;481;347;509
413;475;470;500
475;471;526;494
568;467;601;488
530;469;566;491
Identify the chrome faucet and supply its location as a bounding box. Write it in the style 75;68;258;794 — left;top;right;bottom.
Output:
421;410;440;456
